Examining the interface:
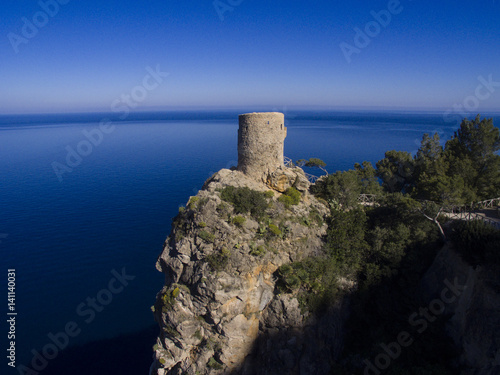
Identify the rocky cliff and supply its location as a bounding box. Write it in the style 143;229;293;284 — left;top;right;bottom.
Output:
150;162;500;375
150;166;349;374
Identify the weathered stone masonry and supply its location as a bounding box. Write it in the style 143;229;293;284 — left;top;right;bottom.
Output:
237;112;287;182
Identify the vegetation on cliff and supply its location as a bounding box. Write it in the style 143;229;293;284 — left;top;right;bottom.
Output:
275;115;499;374
280;115;499;305
378;115;500;203
451;220;500;267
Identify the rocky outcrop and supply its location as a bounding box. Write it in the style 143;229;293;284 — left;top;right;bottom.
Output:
266;166;310;193
421;244;500;375
151;167;341;374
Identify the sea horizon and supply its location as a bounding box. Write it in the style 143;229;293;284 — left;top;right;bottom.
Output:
2;107;500;118
1;110;499;372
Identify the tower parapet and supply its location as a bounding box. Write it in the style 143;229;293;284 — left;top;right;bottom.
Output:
237;112;287;181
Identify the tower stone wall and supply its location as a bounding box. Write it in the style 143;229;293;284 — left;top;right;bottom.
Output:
237;112;287;181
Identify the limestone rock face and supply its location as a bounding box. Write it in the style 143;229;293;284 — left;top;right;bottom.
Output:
266;166;310;193
151;168;340;375
421;245;500;375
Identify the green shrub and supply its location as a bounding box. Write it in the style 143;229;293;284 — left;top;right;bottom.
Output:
249;242;257;252
198;221;207;228
216;202;230;220
278;187;301;208
172;211;189;241
205;247;231;271
198;230;215;243
451;219;500;266
278;195;293;208
232;215;246;227
278;260;324;292
264;190;275;198
278;264;301;291
268;223;282;236
171;287;180;298
310;170;362;209
326;208;369;273
257;224;267;236
250;245;266;257
161;286;181;312
161;293;172;308
217;202;228;212
188;196;199;210
220;186;268;219
301;217;311;226
309;207;324;226
277;257;339;312
287;187;301;203
198;197;209;209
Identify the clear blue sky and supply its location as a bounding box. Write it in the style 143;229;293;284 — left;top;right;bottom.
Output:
1;0;499;114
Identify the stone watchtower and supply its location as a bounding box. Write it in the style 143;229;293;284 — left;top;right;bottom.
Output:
237;112;287;181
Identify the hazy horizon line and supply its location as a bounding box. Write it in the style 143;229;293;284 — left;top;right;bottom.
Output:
1;105;500;117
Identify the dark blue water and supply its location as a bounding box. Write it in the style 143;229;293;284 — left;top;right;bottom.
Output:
1;110;498;371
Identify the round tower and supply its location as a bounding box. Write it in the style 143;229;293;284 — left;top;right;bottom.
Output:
237;112;287;180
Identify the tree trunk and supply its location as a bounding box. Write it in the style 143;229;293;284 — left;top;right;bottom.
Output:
433;218;446;241
421;207;447;242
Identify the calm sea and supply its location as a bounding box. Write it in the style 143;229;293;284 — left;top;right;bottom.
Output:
1;110;498;373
